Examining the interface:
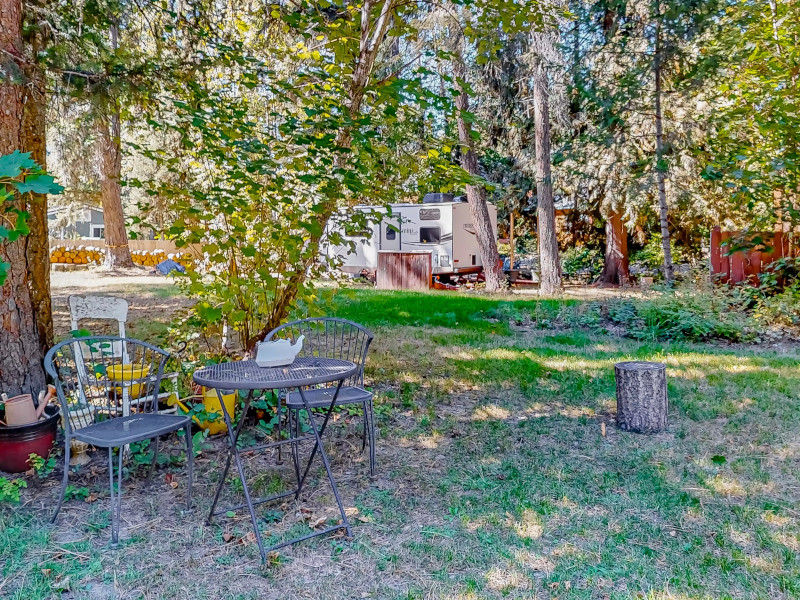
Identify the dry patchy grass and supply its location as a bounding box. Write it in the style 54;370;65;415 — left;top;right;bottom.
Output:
2;286;800;599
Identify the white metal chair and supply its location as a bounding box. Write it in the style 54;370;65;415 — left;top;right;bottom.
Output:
68;295;180;413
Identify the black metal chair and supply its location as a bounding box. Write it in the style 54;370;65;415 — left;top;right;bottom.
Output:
44;336;193;544
264;318;376;475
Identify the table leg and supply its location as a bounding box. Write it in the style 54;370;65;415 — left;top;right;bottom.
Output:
208;388;253;521
209;388;268;561
295;380;352;539
296;380;343;493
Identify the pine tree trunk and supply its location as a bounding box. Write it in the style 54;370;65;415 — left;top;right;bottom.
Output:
452;50;505;292
533;62;562;295
98;110;134;268
601;209;630;285
22;29;52;354
0;0;46;395
653;8;674;284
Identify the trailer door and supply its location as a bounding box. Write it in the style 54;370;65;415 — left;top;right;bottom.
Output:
381;215;401;251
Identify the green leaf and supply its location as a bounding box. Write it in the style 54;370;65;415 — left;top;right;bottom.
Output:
197;304;223;323
0;151;36;178
15;174;64;195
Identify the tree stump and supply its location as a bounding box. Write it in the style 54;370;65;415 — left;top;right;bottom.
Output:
615;361;668;433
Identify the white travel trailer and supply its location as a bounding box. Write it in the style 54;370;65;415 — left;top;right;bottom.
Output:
324;196;498;277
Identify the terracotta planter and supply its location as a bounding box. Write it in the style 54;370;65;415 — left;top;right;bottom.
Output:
0;404;60;473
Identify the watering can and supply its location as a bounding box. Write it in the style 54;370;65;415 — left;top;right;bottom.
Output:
168;388;236;435
0;385;56;426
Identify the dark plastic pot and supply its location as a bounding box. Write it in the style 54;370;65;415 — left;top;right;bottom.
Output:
0;404;60;473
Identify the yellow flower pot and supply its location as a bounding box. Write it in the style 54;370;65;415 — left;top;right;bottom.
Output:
106;364;150;399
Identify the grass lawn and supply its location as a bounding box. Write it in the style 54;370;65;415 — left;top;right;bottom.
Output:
2;286;799;599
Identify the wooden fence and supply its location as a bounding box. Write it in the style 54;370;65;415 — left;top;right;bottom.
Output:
710;227;798;284
376;251;432;290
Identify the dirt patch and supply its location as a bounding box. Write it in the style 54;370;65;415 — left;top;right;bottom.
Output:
51;269;193;338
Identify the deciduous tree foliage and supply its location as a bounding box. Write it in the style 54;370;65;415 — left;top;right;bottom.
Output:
706;0;800;234
132;0;550;349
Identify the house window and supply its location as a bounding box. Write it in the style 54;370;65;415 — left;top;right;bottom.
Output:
385;228;396;241
420;227;440;244
92;226;105;239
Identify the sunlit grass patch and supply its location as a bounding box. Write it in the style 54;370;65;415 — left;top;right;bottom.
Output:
5;286;800;599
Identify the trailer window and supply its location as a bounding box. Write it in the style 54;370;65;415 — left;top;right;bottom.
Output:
385;227;396;241
420;208;440;220
420;227;440;244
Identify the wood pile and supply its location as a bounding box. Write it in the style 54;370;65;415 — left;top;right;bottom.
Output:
49;245;103;265
50;246;195;269
130;250;194;270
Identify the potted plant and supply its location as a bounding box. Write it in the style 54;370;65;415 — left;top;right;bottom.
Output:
0;397;60;474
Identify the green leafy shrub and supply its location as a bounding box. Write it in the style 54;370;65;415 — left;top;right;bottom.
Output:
630;233;686;270
484;302;529;325
607;287;751;342
561;246;603;278
27;453;57;478
564;302;605;329
752;284;800;328
64;485;91;502
0;477;27;503
758;256;800;295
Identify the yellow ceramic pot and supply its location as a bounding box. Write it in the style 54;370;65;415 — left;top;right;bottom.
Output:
106;364;150;399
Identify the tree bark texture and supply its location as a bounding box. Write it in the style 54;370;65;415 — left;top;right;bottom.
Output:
532;62;562;295
601;209;630;285
0;0;46;395
22;28;52;353
653;9;674;284
615;361;668;434
452;53;505;292
98;109;134;268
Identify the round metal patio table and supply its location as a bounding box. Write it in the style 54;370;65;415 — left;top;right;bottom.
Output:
193;357;358;562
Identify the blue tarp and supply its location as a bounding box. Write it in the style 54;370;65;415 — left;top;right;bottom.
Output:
155;259;186;275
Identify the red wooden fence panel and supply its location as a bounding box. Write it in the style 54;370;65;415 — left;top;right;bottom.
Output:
710;227;795;284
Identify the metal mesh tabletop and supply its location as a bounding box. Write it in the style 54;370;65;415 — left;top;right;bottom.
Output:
192;357;358;390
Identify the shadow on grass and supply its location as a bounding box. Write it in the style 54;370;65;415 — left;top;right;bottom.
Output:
356;320;800;597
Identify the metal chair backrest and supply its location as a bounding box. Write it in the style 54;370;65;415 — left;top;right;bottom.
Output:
265;318;374;388
44;336;169;436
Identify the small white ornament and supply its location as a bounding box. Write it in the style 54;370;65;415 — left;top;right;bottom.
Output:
254;335;305;367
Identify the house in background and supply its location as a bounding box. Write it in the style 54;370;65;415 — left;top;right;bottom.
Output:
48;206;105;240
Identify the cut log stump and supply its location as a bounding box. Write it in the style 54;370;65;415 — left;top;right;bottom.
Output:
615;361;668;433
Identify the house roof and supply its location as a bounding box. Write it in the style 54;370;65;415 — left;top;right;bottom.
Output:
47;205;104;217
